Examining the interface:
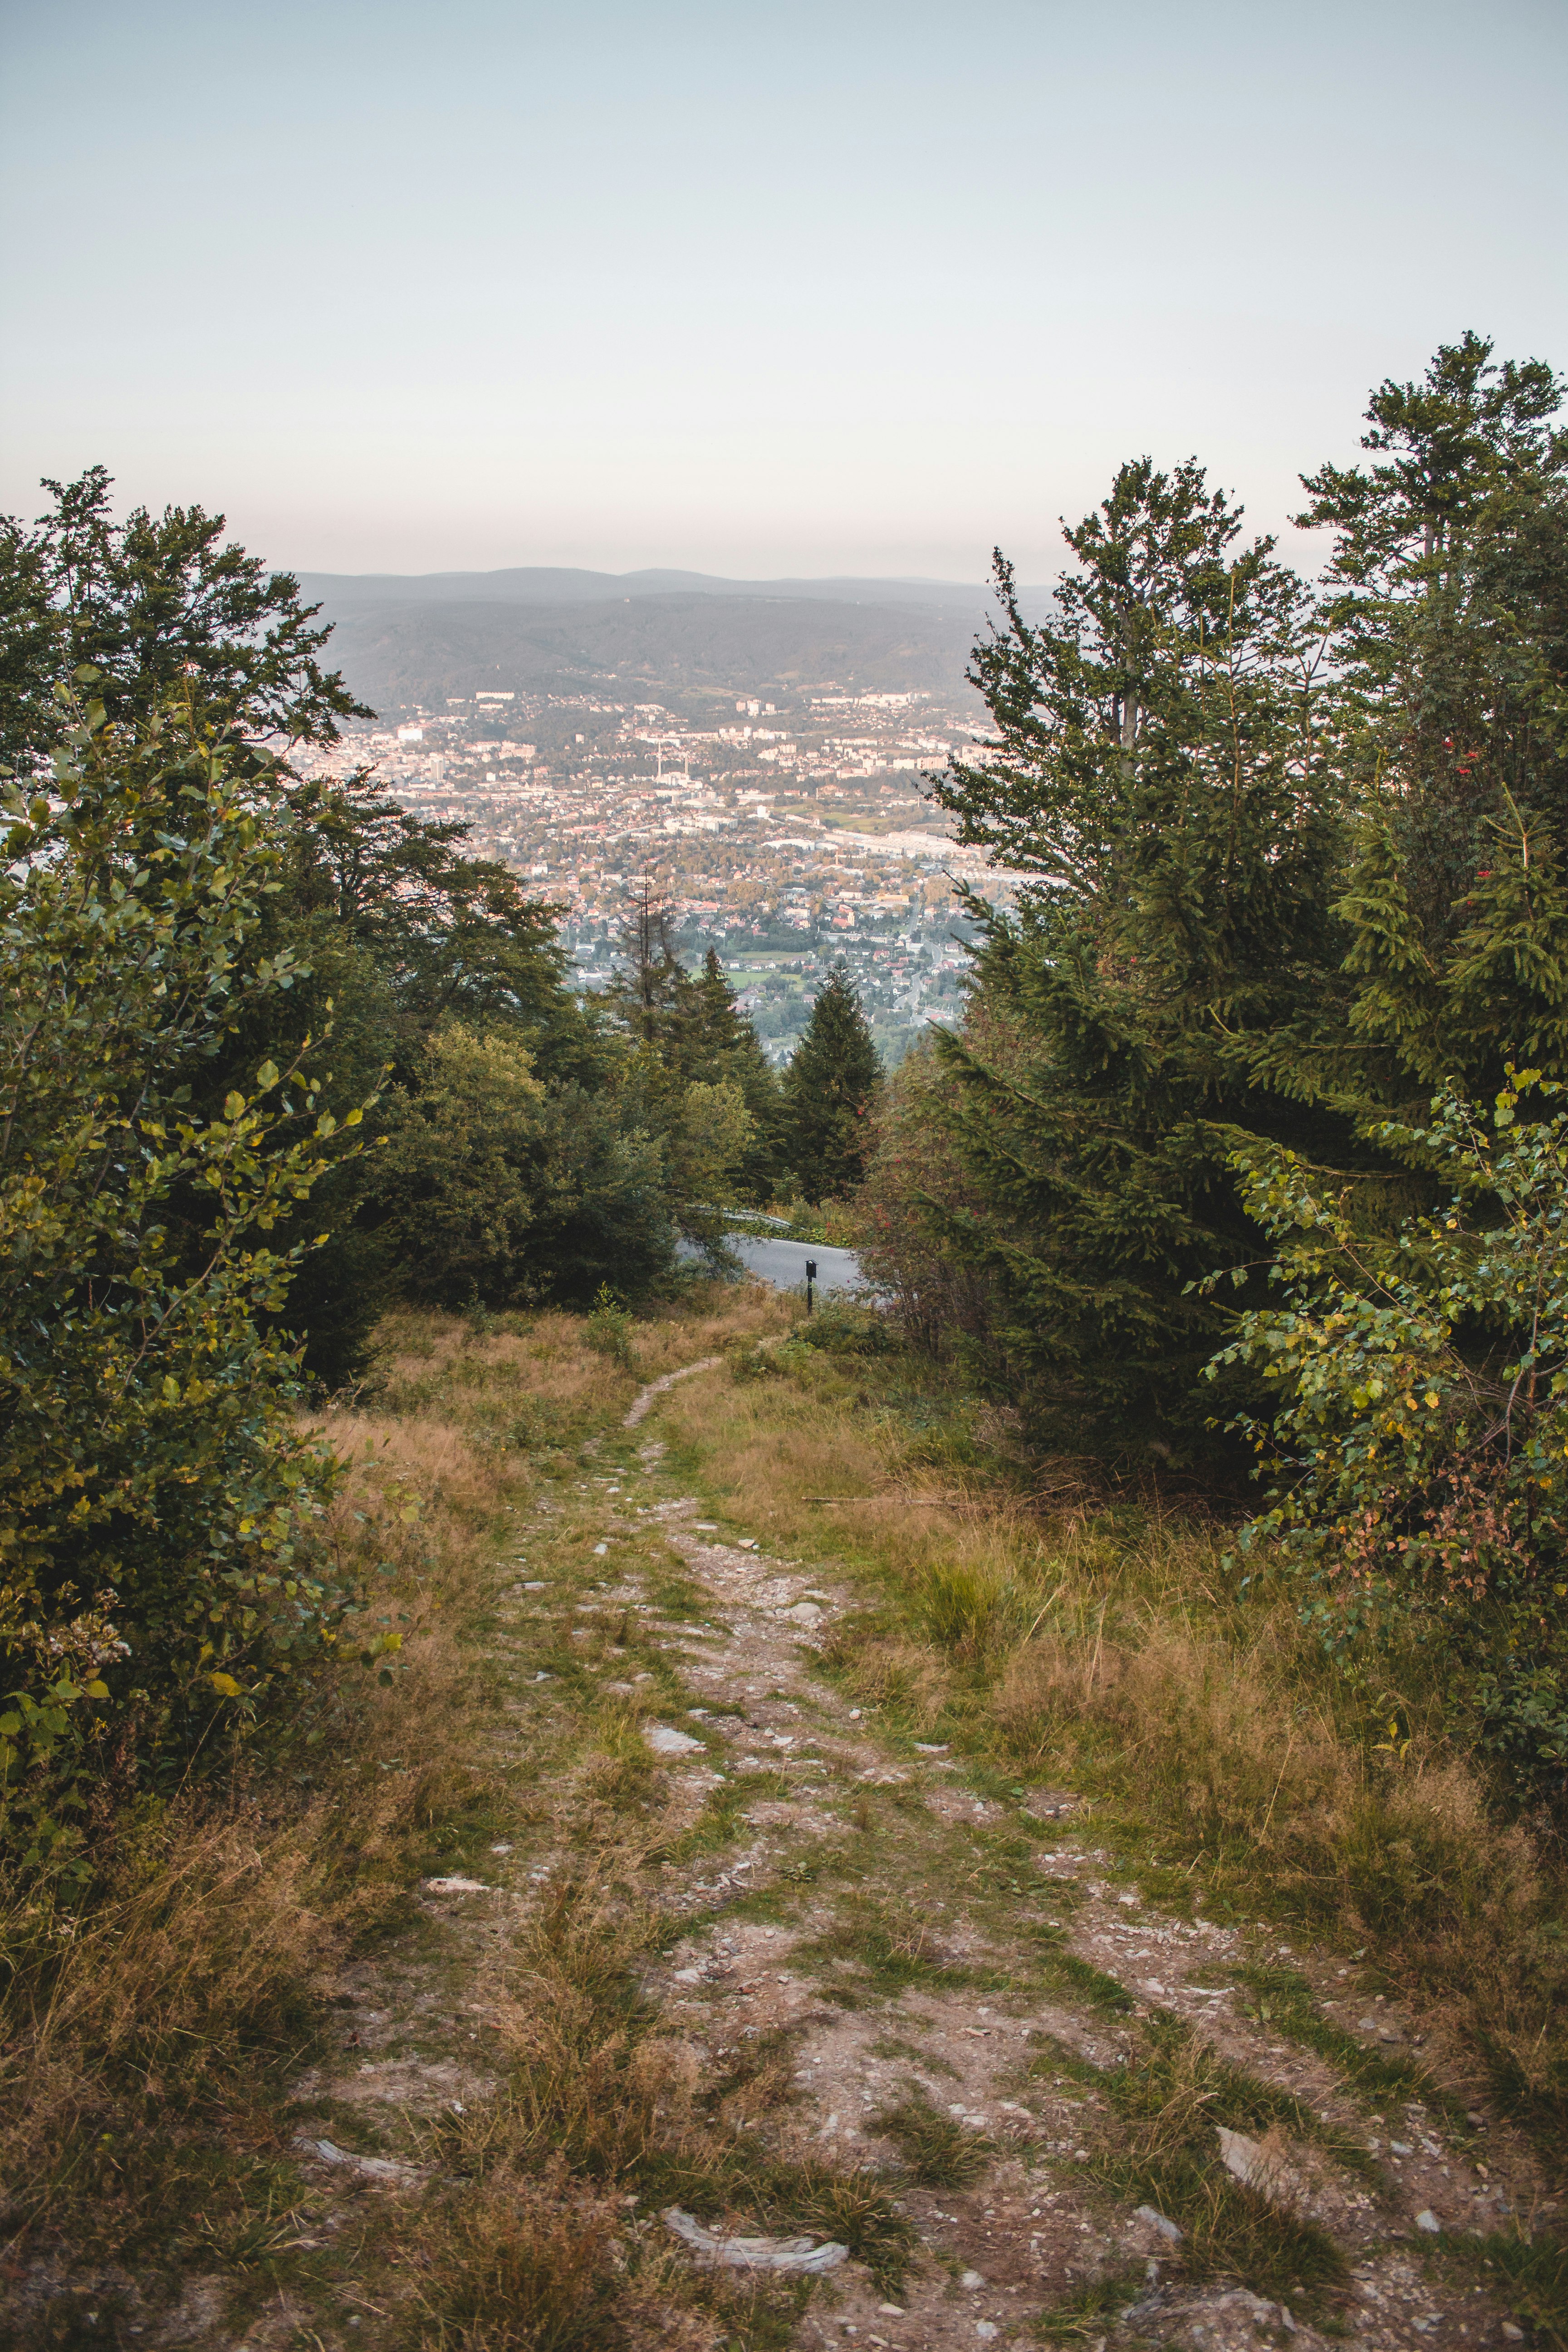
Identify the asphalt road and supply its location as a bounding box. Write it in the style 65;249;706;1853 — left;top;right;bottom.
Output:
678;1234;867;1295
726;1235;865;1294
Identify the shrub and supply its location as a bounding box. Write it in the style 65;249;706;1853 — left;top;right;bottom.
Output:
1212;1069;1568;1786
0;689;373;1868
584;1286;636;1370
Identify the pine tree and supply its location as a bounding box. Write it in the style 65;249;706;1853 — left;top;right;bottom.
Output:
782;966;882;1201
924;458;1353;1465
686;949;783;1200
899;343;1568;1470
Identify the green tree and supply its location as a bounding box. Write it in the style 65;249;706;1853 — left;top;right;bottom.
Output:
923;460;1350;1463
0;688;372;1863
782;965;882;1201
373;1024;677;1310
893;340;1568;1477
1298;330;1568;943
686;948;784;1199
1294;335;1568;1114
1211;1070;1568;1785
220;766;610;1380
0;480;636;1377
0;467;369;762
602;891;769;1235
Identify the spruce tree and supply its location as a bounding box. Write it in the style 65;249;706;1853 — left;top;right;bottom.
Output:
686;949;783;1199
1298;332;1568;956
910;341;1568;1471
782;965;882;1201
926;459;1353;1465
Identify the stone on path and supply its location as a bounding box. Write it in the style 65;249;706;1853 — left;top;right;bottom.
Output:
645;1724;704;1756
663;2206;847;2272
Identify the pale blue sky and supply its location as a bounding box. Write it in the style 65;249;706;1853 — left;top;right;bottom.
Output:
2;0;1563;579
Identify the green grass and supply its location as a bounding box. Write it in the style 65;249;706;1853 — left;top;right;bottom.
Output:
872;2085;994;2186
1031;2267;1158;2347
799;1901;1005;2006
1070;2014;1356;2318
1467;2228;1568;2351
1229;1963;1470;2127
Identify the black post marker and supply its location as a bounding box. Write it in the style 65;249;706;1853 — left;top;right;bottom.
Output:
804;1258;817;1316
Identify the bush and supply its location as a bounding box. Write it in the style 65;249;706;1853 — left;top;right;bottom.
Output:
1212;1069;1568;1787
0;690;373;1868
583;1285;636;1369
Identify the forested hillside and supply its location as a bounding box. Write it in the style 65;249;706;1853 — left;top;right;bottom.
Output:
2;341;1566;2351
299;584;980;713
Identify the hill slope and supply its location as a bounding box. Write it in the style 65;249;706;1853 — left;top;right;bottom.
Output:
316;588;983;713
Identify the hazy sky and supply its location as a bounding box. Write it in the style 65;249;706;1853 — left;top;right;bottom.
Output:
2;0;1564;581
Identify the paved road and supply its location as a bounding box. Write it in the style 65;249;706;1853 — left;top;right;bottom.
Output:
679;1234;866;1295
727;1235;865;1295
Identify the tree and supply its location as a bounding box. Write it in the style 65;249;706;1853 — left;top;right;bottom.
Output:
609;875;688;1054
685;948;784;1200
0;687;372;1864
602;892;775;1230
372;1024;677;1311
0;467;370;763
890;340;1568;1478
0;478;616;1379
1212;1071;1568;1787
781;965;882;1201
1295;334;1568;1104
923;461;1351;1464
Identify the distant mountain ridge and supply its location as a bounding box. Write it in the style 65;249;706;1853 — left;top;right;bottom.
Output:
311;589;983;717
294;564;999;611
291;564;1054;719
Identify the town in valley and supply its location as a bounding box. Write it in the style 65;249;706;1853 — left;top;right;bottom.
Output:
295;678;1025;1064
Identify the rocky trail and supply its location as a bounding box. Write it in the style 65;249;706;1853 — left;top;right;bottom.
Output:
272;1358;1550;2352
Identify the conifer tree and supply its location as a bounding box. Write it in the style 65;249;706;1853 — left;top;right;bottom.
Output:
686;948;783;1199
782;965;882;1201
900;339;1568;1470
924;460;1352;1464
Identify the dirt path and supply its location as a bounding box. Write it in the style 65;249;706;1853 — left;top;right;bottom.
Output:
278;1359;1539;2352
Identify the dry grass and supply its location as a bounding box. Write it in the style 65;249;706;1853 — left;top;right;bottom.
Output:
11;1272;1565;2337
0;1295;755;2278
0;1282;872;2335
662;1298;1568;2164
412;1868;916;2334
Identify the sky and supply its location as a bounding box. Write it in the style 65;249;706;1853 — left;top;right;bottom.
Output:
2;0;1565;584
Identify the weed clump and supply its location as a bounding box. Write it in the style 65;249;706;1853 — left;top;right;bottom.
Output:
872;2085;993;2186
1085;2014;1352;2315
